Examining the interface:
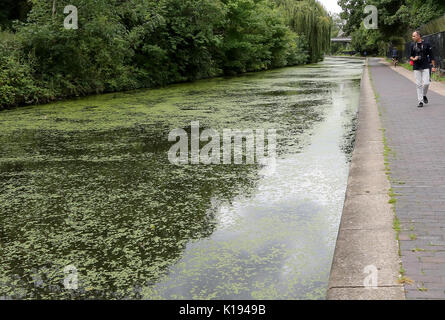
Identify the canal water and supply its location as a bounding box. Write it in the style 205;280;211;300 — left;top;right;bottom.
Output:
0;57;364;299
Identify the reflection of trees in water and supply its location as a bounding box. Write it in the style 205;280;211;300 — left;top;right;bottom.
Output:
338;79;361;162
0;126;261;299
340;112;358;162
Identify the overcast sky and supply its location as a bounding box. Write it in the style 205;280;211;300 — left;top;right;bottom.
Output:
317;0;342;14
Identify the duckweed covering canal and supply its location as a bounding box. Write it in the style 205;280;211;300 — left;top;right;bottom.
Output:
0;57;364;299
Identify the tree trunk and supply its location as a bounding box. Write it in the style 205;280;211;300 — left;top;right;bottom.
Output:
52;0;56;18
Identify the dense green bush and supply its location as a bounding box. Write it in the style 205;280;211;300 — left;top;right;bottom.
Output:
0;31;52;110
19;0;138;97
0;0;331;110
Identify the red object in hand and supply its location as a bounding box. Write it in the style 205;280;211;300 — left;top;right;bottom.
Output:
410;60;414;66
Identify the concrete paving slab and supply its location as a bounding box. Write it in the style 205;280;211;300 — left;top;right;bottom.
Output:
339;194;394;230
345;171;390;197
328;229;401;288
327;286;405;300
352;141;384;155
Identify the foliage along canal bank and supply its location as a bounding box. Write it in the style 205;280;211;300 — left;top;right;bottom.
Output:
0;0;331;111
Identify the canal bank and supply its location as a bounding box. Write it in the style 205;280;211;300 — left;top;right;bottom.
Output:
326;59;405;299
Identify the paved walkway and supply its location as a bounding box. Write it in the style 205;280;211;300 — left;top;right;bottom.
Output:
369;57;445;299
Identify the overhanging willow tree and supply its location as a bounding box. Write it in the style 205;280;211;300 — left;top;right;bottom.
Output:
274;0;332;62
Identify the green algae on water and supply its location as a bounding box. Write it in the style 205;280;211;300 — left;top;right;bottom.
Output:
0;57;364;299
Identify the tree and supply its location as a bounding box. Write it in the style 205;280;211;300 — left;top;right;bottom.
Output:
406;0;445;29
339;0;445;36
339;0;445;57
274;0;332;62
0;0;31;29
338;0;366;35
0;0;332;109
330;13;346;38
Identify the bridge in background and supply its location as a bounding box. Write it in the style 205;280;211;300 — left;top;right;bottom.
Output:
331;37;352;43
